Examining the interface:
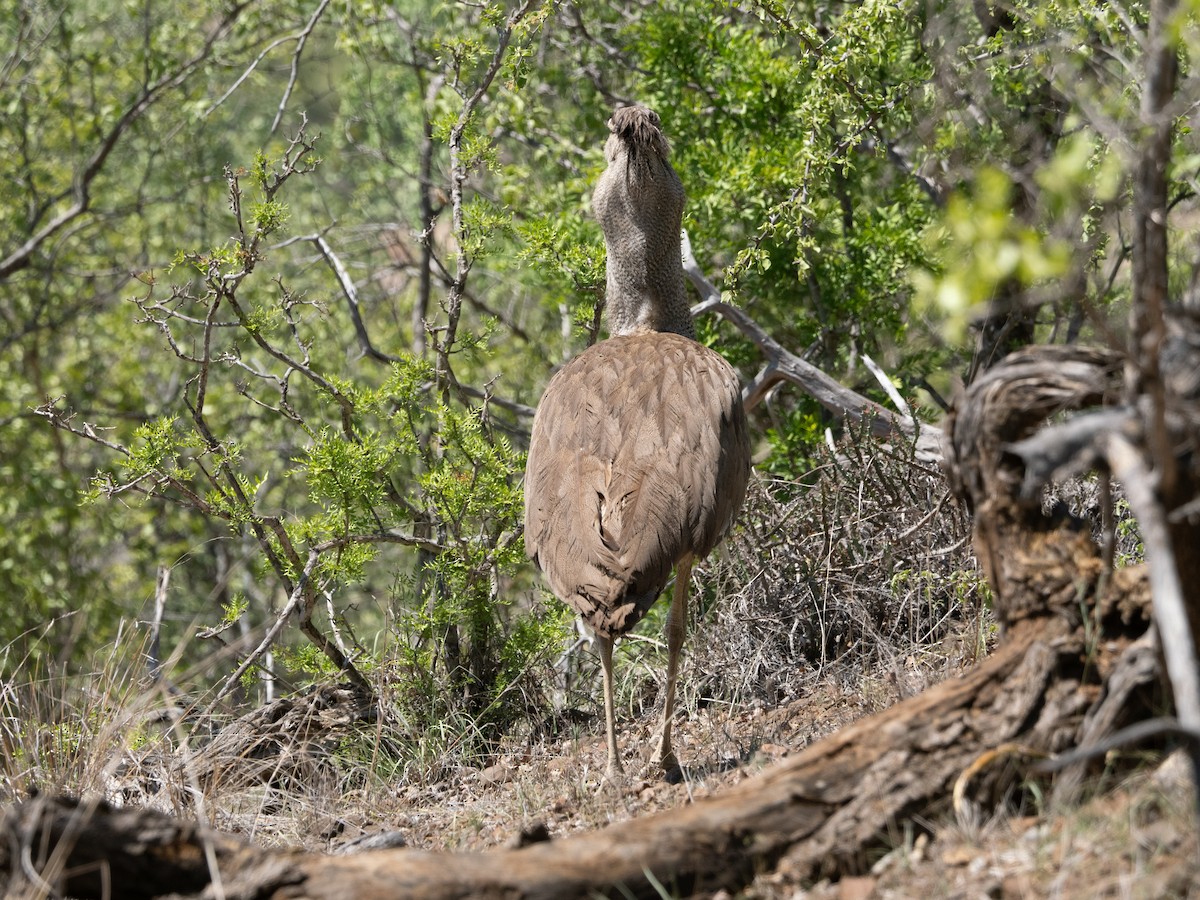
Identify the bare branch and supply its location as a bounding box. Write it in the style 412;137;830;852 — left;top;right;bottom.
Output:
861;352;913;423
682;231;943;462
202;0;331;129
270;0;333;135
0;8;61;95
1105;432;1200;815
212;549;319;704
296;232;535;419
453;381;536;420
310;531;445;556
0;3;255;280
439;0;541;390
34;401;130;457
1128;0;1180;498
1005;407;1138;500
308;233;399;365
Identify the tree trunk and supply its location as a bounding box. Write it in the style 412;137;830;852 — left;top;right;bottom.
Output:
1129;0;1200;665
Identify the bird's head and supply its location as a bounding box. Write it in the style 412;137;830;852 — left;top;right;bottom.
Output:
605;106;671;162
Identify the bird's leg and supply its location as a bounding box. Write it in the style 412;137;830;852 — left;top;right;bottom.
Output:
597;633;624;781
652;553;693;773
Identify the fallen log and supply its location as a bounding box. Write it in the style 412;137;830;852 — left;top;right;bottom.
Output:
0;345;1167;898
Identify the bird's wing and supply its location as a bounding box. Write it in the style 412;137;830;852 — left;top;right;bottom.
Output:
524;333;749;638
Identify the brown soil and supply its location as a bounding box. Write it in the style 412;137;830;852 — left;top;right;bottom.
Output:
213;673;1198;899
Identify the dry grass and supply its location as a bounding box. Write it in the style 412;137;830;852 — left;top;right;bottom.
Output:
572;432;992;754
0;623;171;805
4;434;1195;898
698;437;986;697
786;750;1200;900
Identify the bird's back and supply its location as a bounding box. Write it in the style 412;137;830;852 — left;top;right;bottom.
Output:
524;331;750;640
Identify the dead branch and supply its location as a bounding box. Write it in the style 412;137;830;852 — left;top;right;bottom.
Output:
6;339;1165;894
0;795;262;900
682;231;944;462
179;683;373;799
1106;434;1200;743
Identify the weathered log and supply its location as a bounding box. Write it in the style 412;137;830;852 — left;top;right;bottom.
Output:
1;347;1165;899
0;794;272;900
0;597;1152;900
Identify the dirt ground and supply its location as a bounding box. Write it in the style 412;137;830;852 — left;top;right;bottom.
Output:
218;675;1198;899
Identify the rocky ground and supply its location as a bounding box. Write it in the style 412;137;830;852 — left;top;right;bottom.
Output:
206;672;1198;899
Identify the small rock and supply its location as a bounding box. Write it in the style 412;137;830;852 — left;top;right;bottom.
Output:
941;845;976;867
510;821;551;847
837;874;876;900
1001;873;1036;899
479;764;513;786
1152;748;1195;798
333;830;408;854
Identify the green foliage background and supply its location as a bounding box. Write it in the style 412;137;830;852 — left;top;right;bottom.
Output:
3;0;1198;753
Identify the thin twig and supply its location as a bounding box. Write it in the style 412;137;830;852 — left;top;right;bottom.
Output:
270;0;332;135
212;551;319;703
1;3;254;279
149;565;171;682
308;233;398;365
438;0;540;393
1033;716;1200;772
300;232;536;418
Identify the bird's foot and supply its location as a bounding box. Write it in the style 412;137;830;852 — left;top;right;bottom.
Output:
650;747;677;771
649;746;682;783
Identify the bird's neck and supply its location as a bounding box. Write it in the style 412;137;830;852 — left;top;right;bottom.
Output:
596;148;695;340
605;273;695;339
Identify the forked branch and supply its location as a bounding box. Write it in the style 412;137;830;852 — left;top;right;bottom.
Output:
682;231;943;462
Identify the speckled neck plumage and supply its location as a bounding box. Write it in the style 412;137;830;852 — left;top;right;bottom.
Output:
591;106;695;340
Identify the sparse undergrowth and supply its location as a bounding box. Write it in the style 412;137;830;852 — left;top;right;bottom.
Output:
4;436;1192;899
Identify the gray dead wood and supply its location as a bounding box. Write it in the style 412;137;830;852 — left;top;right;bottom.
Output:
0;794;274;900
180;682;373;795
681;232;944;463
3;346;1172;899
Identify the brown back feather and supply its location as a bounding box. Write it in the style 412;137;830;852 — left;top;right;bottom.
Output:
524;332;750;639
